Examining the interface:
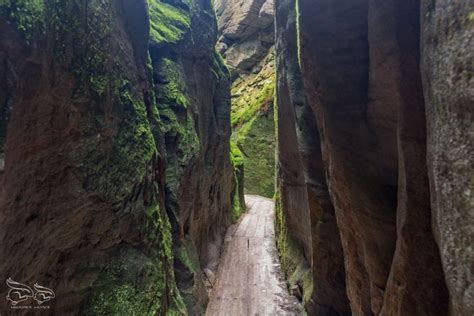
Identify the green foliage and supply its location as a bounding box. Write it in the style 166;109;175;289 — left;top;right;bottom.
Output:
148;0;191;45
230;139;244;168
235;112;275;198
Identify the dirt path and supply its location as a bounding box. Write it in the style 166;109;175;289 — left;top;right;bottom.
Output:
206;195;303;316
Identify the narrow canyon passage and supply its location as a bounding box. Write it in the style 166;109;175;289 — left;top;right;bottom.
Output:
0;1;472;315
206;195;302;315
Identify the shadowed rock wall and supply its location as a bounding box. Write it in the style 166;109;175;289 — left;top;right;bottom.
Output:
421;1;474;314
0;0;232;314
275;0;473;315
274;0;350;314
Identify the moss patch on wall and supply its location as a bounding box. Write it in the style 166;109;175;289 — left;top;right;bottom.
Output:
274;192;314;307
0;0;45;42
230;53;276;198
148;0;191;45
230;140;245;221
84;204;186;316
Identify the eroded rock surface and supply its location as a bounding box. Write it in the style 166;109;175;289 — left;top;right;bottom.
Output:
274;0;350;314
0;0;233;314
296;0;450;314
214;0;274;73
421;1;474;314
273;0;473;315
215;0;276;198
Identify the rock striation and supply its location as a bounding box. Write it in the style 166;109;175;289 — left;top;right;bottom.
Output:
274;0;350;314
214;0;274;74
0;0;233;314
275;0;472;315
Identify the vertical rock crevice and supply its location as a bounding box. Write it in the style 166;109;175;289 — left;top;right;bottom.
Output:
274;0;350;314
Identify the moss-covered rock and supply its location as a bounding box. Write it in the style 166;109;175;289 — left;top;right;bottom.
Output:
148;0;191;46
230;52;276;198
148;0;234;313
274;192;314;305
0;0;231;315
230;139;245;221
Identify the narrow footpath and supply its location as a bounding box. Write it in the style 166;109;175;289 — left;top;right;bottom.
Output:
206;195;303;316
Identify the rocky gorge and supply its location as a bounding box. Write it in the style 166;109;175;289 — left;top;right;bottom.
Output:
0;0;472;315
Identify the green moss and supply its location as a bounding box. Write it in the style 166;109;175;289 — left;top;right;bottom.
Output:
0;0;45;43
155;57;200;199
295;0;303;68
148;0;191;45
230;139;244;167
235;108;275;198
212;52;230;79
158;58;190;108
231;79;275;127
230;140;245;221
85;205;186;316
274;192;314;306
229;54;276;198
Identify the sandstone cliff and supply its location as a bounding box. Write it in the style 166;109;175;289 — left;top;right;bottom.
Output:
0;0;233;314
274;0;350;313
215;0;276;198
275;0;472;315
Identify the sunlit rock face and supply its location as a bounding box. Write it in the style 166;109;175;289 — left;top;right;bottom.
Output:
0;0;233;314
214;0;274;74
215;0;276;198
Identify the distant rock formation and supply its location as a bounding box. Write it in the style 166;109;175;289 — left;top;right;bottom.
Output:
215;0;276;198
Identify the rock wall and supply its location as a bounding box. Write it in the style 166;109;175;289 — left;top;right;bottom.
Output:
215;0;276;198
275;0;472;315
421;1;474;314
274;0;350;314
0;0;232;314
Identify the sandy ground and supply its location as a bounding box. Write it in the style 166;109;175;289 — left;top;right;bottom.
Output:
206;195;303;316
